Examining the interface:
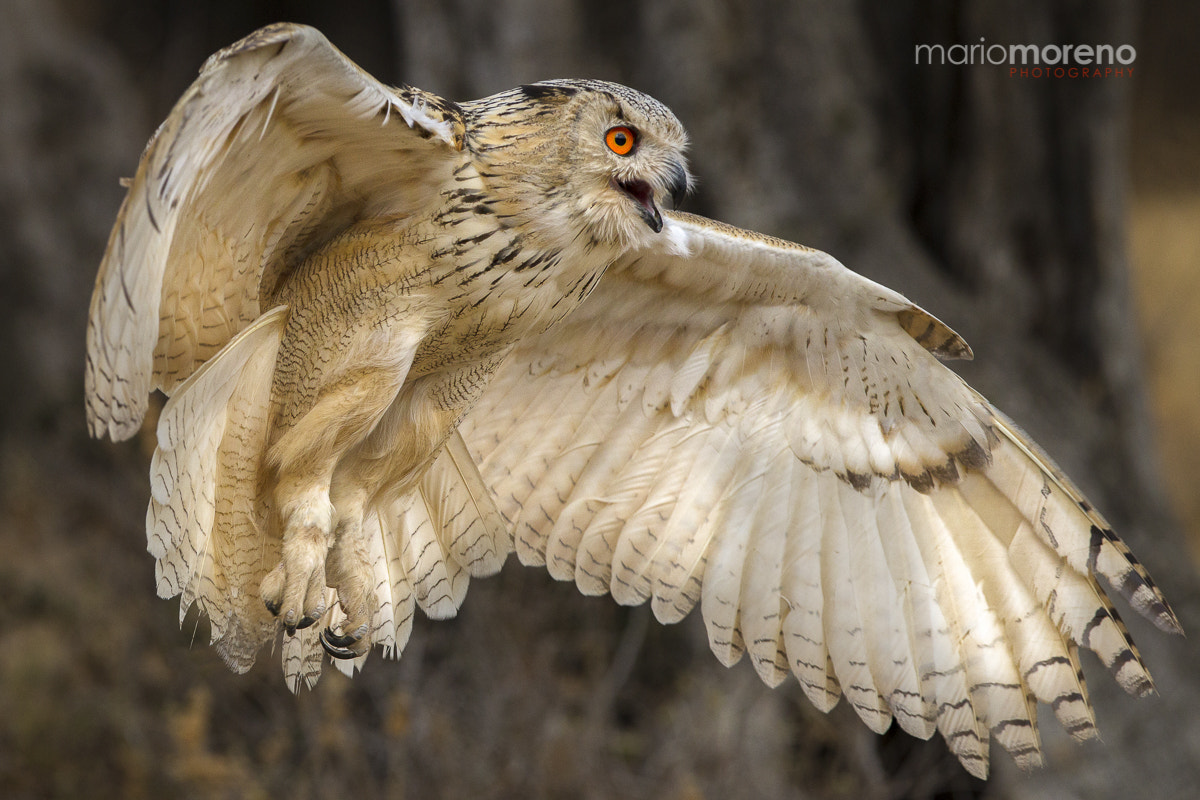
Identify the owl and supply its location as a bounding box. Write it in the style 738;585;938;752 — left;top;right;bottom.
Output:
85;23;1179;778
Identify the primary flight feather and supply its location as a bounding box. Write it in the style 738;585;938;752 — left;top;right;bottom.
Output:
85;23;1180;778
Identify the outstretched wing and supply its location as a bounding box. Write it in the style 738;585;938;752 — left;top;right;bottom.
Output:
85;22;466;440
459;210;1180;778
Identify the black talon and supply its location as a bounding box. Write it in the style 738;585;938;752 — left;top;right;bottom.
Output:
264;598;281;616
321;628;361;648
319;628;360;660
295;614;319;630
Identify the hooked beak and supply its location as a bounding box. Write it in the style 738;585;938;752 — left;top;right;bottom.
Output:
616;178;663;232
615;158;690;234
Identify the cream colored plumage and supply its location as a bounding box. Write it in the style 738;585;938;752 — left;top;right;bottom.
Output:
85;23;1179;778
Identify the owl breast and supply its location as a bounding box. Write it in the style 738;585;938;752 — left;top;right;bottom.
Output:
266;168;619;441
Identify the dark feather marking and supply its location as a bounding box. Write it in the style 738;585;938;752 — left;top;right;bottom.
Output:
957;436;992;471
844;471;872;491
1087;525;1106;573
143;190;160;233
519;83;579;101
930;459;959;485
1110;648;1137;671
1050;691;1086;711
1025;655;1072;680
1080;607;1108;647
1065;718;1096;736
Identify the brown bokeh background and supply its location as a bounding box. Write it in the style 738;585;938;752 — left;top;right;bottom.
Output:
1128;1;1200;564
2;1;1198;798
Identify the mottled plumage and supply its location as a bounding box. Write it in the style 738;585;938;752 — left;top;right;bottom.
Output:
85;24;1179;778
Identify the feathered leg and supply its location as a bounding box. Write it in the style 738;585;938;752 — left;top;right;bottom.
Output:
260;367;410;636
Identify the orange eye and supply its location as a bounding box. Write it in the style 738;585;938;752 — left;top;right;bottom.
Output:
605;126;636;156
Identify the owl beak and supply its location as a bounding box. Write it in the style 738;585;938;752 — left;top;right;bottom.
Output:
615;178;663;233
665;159;689;211
615;159;689;234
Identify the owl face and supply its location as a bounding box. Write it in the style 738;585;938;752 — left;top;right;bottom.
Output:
554;81;692;247
465;80;691;251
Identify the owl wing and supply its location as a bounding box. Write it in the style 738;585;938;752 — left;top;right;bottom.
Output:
459;210;1181;778
85;22;466;440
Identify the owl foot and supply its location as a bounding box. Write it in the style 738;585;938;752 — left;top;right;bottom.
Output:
261;491;335;633
317;518;376;658
260;538;329;634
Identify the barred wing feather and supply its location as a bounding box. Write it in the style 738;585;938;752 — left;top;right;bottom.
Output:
459;210;1180;778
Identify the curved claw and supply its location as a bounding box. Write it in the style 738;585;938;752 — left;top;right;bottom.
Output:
321;628;362;648
319;627;363;660
294;613;320;630
276;604;326;637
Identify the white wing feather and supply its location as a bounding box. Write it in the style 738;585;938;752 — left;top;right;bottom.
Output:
459;210;1180;777
85;23;464;441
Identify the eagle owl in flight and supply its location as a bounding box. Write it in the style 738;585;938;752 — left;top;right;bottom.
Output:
85;24;1179;778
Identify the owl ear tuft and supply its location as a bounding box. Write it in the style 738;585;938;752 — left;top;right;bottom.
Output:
519;83;580;103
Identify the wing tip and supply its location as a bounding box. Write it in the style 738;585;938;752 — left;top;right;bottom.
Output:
989;412;1182;637
1124;576;1184;636
207;22;318;69
896;306;973;360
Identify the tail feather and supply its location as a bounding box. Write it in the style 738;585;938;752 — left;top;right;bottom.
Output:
283;614;329;691
429;431;512;577
371;508;417;659
387;490;466;620
328;431;513;664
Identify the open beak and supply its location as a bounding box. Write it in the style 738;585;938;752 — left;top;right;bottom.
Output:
616;159;690;234
616;178;663;232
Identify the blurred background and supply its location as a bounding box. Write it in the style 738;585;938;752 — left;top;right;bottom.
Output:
1;0;1198;798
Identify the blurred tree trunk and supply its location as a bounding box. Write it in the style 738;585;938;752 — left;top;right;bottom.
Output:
2;0;1197;798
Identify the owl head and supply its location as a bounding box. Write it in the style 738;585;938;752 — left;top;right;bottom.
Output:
465;79;692;251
